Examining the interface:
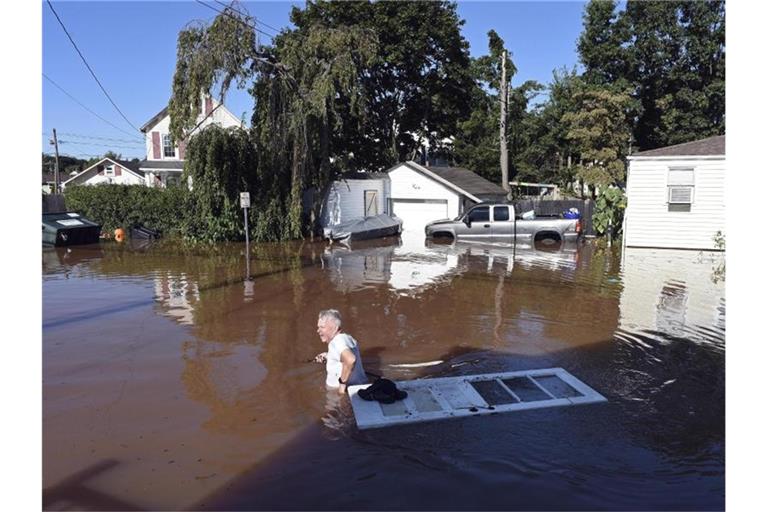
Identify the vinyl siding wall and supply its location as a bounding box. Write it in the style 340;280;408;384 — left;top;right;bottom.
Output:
321;178;388;227
624;157;725;250
144;100;243;161
388;164;461;218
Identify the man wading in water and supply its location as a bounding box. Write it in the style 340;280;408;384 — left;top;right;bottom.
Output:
314;309;367;394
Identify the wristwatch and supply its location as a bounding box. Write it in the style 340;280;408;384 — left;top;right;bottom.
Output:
338;377;348;385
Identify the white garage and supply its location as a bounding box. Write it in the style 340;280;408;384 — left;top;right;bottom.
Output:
390;199;449;232
387;161;506;235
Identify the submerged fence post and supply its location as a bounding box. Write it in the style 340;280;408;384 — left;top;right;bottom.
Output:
240;192;251;280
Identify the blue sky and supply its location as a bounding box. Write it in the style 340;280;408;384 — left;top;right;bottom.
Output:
42;0;587;161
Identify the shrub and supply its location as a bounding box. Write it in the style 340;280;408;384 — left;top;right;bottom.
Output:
593;186;626;240
64;184;187;235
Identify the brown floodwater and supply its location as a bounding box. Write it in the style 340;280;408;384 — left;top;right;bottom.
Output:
42;236;725;510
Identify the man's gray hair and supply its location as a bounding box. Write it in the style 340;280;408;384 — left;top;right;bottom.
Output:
318;309;342;328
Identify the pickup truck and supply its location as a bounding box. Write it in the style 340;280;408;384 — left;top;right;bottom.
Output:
424;202;581;244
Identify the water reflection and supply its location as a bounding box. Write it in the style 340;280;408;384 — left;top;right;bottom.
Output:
154;272;200;325
619;248;725;346
322;236;581;295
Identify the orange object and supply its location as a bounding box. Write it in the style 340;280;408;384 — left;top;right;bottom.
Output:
114;228;125;242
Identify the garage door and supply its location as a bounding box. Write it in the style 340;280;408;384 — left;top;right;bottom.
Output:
391;199;449;234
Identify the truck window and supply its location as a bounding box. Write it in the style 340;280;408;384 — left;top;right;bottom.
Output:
493;206;510;221
468;206;489;222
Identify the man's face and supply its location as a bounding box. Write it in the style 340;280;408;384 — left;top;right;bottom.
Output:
317;317;339;344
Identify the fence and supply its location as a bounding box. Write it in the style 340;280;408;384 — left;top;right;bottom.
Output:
43;194;66;214
513;198;595;237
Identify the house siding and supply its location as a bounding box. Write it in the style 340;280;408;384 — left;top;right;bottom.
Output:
624;157;725;250
143;99;242;163
388;164;461;217
321;178;388;227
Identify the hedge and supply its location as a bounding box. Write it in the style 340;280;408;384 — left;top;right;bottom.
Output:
64;184;188;235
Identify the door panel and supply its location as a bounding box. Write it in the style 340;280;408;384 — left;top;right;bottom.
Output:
457;206;492;240
491;205;515;239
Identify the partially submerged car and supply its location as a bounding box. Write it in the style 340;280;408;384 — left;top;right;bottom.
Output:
424;202;581;244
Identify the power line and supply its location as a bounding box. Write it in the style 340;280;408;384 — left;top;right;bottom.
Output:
42;73;144;141
51;132;146;145
56;139;145;150
194;0;275;40
213;0;280;36
192;0;300;95
45;0;141;133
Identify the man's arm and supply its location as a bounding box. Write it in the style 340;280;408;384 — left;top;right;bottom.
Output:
338;348;357;394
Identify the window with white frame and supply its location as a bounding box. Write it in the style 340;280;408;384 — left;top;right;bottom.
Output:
667;167;694;212
162;134;175;158
104;164;115;176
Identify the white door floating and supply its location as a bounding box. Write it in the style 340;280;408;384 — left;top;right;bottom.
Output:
348;367;606;430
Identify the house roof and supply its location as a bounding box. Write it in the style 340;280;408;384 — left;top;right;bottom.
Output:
389;162;506;203
140;97;244;133
140;107;169;133
116;159;143;175
631;135;725;158
138;160;184;171
339;171;389;180
62;158;145;185
424;165;507;197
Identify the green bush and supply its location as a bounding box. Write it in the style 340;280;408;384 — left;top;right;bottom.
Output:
64;184;188;235
593;187;626;240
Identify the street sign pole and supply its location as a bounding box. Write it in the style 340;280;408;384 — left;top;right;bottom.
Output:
240;192;251;280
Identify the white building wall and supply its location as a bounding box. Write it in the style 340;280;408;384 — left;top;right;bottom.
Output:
322;178;388;226
144;98;243;160
624;157;725;250
388;164;461;217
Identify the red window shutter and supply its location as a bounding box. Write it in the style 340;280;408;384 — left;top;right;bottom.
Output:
179;140;186;159
115;165;122;176
205;97;213;116
97;165;104;175
152;131;161;159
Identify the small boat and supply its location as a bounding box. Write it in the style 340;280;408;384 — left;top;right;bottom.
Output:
323;213;403;242
42;212;101;246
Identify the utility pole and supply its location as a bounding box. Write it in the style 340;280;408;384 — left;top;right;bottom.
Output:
499;50;510;199
51;128;61;194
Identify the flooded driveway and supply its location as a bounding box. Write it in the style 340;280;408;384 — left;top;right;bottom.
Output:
43;237;725;510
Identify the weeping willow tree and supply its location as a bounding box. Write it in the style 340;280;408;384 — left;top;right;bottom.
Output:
168;3;376;240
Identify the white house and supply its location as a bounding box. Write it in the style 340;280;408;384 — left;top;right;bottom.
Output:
139;96;243;188
61;157;145;189
387;161;506;236
624;135;725;250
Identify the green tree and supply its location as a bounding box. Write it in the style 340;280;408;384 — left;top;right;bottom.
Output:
182;125;258;242
291;1;474;170
169;2;376;239
453;30;542;182
577;0;630;87
562;87;633;195
577;0;725;151
512;68;581;188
